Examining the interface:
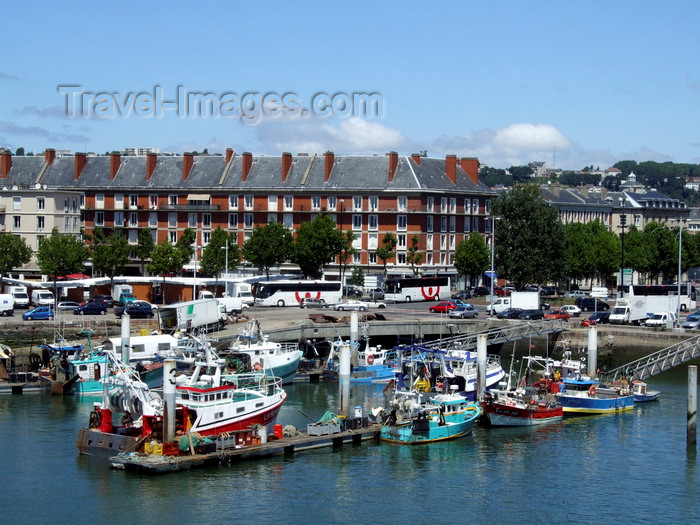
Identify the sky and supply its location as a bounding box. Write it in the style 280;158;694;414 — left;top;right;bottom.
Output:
1;1;699;170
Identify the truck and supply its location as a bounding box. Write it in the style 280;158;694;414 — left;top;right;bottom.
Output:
486;291;540;315
112;284;137;307
609;298;648;325
157;298;227;333
4;285;29;308
31;289;55;307
225;281;255;306
198;290;247;315
0;294;14;316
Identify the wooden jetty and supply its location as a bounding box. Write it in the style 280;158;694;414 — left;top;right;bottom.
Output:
109;425;381;474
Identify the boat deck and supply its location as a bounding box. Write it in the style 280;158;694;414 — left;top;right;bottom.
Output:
109;425;381;474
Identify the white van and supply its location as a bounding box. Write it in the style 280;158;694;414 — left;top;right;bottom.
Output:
31;289;55;307
0;294;14;316
644;312;676;328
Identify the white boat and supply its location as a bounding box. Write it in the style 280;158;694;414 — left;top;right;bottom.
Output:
224;320;303;385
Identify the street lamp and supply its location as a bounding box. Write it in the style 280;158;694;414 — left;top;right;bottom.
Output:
677;219;683;328
192;245;202;300
221;241;229;297
618;197;627;297
489;215;496;316
338;199;345;285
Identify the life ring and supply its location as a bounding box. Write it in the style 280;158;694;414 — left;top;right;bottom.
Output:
589;385;597;396
253;362;263;371
367;355;374;364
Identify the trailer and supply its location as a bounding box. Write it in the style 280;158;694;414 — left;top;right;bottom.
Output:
157;299;227;333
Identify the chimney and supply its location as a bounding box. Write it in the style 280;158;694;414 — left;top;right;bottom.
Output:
146;152;157;181
74;152;86;180
445;155;457;184
323;151;334;182
281;152;292;182
388;151;398;182
44;148;56;166
183;152;194;181
109;152;121;180
225;148;234;163
459;157;479;185
411;153;421;165
242;152;253;181
1;151;11;179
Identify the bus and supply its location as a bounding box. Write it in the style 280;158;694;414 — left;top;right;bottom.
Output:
384;276;451;303
617;284;697;312
254;280;342;307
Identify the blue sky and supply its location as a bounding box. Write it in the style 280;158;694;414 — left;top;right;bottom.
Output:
1;1;699;170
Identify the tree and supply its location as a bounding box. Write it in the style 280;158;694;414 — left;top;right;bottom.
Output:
147;239;182;300
243;221;293;279
0;234;33;288
36;228;89;299
492;184;567;290
340;230;357;284
175;227;196;275
90;228;131;288
351;266;365;288
292;215;345;279
200;228;240;286
15;147;25;156
405;234;423;275
453;232;490;289
375;233;397;279
135;228;155;276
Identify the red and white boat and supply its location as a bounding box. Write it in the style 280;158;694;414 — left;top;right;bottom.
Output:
480;379;564;427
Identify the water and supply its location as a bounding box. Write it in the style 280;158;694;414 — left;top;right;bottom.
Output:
2;365;700;524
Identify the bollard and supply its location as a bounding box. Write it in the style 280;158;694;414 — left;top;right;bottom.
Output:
476;334;487;401
689;365;697;446
587;326;597;378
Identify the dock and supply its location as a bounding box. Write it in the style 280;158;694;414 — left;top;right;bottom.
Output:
109;425;381;474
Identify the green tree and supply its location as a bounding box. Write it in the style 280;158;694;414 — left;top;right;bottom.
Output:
564;222;594;283
175;227;196;275
351;266;365;288
15;147;25;156
200;228;240;286
135;228;155;276
243;221;293;279
147;239;182;300
492;184;567;290
453;232;490;290
405;234;423;276
375;233;397;279
91;228;131;288
36;228;89;299
292;215;344;279
0;233;33;288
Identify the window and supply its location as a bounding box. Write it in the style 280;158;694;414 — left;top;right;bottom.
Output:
351;196;361;211
203;213;211;228
369;196;378;211
485;199;491;214
129;230;138;244
95;194;104;209
397;215;407;231
352;214;362;231
37;216;45;230
188;213;197;228
72;199;78;213
228;213;238;228
440;216;447;232
440;252;447;265
472;217;479;232
72;216;78;232
427;196;434;213
312;196;321;210
244;213;254;228
449;216;456;232
114;211;124;226
441;197;447;213
426;233;433;250
37;197;45;211
283;214;293;229
149;212;158;228
283;196;293;210
368;233;378;250
245;195;254;210
64;198;69;213
472;199;479;214
397;252;406;264
426;252;433;265
328;196;337;211
168;212;177;228
267;213;277;224
12;197;21;211
368;215;378;231
95;212;104;226
450;198;456;213
129;195;138;209
353;252;361;264
149;195;158;209
203;231;211;245
440;234;447;250
427;216;433;232
80;194;86;208
397;196;407;212
268;195;278;211
169;231;177;243
464;216;471;232
229;195;238;209
485;218;491;234
397;234;406;248
449;234;455;249
114;194;123;209
168;194;177;205
369;252;377;264
130;212;138;226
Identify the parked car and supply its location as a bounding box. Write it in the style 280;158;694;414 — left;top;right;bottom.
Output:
115;301;155;318
74;302;108;315
492;287;509;297
369;288;385;300
564;290;586;298
575;297;610;312
580;311;610;327
429;301;458;313
56;301;81;311
497;307;523;319
540;301;551;311
472;286;490;296
342;286;363;298
682;313;700;329
91;294;115;307
544;308;570;321
519;309;544;320
561;305;582;317
333;300;369;311
645;312;676;327
22;306;54;320
448;304;478;319
451;290;474;300
299;298;330;309
540;286;556;296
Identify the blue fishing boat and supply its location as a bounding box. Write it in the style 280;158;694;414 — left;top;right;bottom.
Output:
557;377;635;415
631;380;661;402
379;390;481;444
323;339;397;384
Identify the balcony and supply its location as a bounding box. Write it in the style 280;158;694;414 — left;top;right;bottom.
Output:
160;204;220;211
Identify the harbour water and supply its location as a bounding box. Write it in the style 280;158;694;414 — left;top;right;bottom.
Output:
2;362;700;524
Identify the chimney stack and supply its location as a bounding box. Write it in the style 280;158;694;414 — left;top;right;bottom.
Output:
146;152;157;181
1;151;11;179
110;152;121;180
282;152;292;182
74;152;86;180
242;152;253;181
411;153;421;165
324;151;334;182
388;151;398;182
459;157;479;185
445;155;457;184
183;152;194;181
225;148;234;163
44;148;56;166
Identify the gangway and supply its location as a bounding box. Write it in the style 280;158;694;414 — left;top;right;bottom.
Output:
419;319;566;353
602;334;700;382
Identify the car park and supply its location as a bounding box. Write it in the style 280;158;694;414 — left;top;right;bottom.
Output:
74;302;108;315
448;304;478;319
299;298;330;309
545;308;570;321
540;301;551;310
56;301;81;311
561;305;582;317
333;300;369;311
22;306;54;320
575;297;610;312
115;301;155;318
429;301;458;313
519;309;544;320
497;307;523;319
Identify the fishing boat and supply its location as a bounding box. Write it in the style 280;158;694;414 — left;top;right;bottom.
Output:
323;339;397;384
480;378;563;427
224;320;303;385
380;389;481;444
1;344;41;394
631;380;661;402
556;376;635;415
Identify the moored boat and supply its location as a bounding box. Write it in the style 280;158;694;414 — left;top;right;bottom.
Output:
323;339;397;384
631;380;661;402
480;379;563;427
556;377;635;415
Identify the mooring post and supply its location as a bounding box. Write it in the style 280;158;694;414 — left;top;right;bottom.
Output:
339;342;351;417
163;359;176;443
476;334;487;401
689;365;697;446
587;326;597;378
121;314;131;365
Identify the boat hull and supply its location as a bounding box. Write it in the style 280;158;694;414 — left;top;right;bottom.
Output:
559;393;635;415
480;402;563;427
380;404;480;445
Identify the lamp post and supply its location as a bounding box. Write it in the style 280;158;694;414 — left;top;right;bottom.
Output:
489;215;496;316
618;197;627;297
338;199;345;285
677;219;683;328
192;245;202;300
221;241;229;297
